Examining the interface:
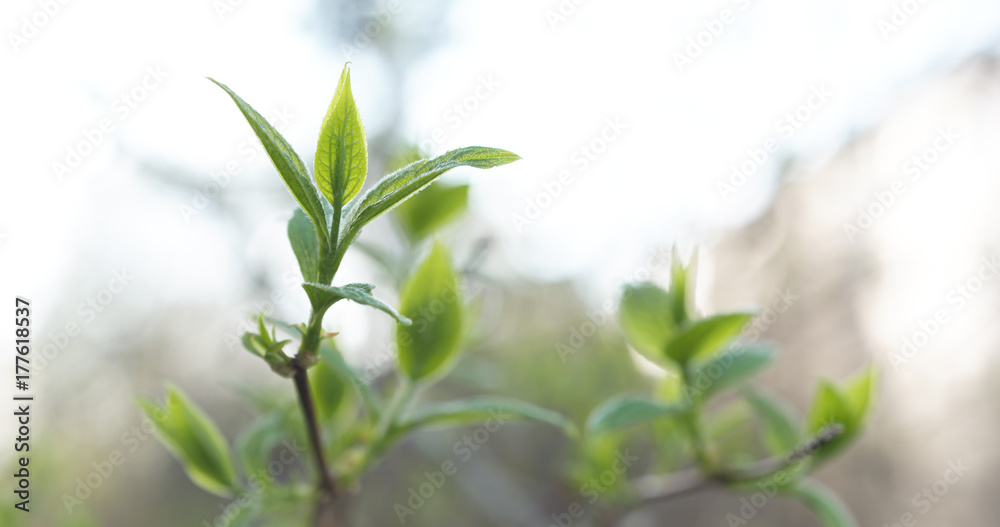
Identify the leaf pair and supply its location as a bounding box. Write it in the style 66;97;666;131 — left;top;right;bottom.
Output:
137;387;238;497
805;365;878;460
620;281;755;366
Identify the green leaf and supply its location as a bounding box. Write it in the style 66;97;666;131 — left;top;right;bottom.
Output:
302;282;411;325
394;182;470;241
396;397;578;439
586;394;684;436
619;282;676;363
209;79;327;238
690;344;775;400
314;64;367;209
396;243;464;383
669;247;691;325
236;413;285;479
318;341;381;420
745;388;802;455
785;479;859;527
310;352;347;421
842;364;877;426
665;312;755;364
137;386;239;497
806;381;855;460
339;147;519;252
288;208;321;283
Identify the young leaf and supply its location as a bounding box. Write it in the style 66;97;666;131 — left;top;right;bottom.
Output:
236;413;285;479
396;243;463;383
395;397;578;439
209;79;327;237
339;147;519;252
394;182;470;241
669;247;691;325
302;282;411;325
842;364;877;426
665;312;755;364
314;64;367;210
690;344;776;400
586;394;684;435
745;388;802;455
137;386;239;497
619;282;676;363
310;352;347;421
318;341;382;420
806;381;855;460
288;208;320;283
785;479;859;527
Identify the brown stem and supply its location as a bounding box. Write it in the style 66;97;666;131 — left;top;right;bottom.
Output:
292;365;338;526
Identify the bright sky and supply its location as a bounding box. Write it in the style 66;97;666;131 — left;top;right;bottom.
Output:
3;0;1000;315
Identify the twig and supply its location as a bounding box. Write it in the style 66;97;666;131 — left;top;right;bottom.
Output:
292;365;338;526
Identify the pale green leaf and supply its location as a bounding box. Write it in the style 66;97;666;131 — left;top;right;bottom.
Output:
394;182;469;241
339;147;519;253
619;282;676;363
397;243;463;383
665;312;755;364
137;386;238;497
314;64;367;209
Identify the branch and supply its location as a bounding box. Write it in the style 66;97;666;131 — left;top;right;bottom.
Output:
292;364;338;527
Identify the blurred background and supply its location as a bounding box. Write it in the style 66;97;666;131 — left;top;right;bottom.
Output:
3;0;1000;525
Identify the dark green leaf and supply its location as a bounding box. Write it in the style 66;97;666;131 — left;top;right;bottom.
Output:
288;208;321;283
302;282;410;325
397;397;578;439
586;394;684;435
665;312;755;364
619;282;676;364
690;344;775;400
314;64;367;209
137;386;238;496
394;182;469;241
396;243;463;383
209;79;327;238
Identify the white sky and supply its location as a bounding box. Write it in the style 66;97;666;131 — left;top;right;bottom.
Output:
2;0;1000;315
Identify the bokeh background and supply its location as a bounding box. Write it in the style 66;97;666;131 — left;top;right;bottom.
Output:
3;0;1000;525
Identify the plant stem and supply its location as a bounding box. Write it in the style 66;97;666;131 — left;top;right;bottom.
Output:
680;363;715;473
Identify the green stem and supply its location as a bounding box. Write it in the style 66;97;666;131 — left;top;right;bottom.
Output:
680;363;715;473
